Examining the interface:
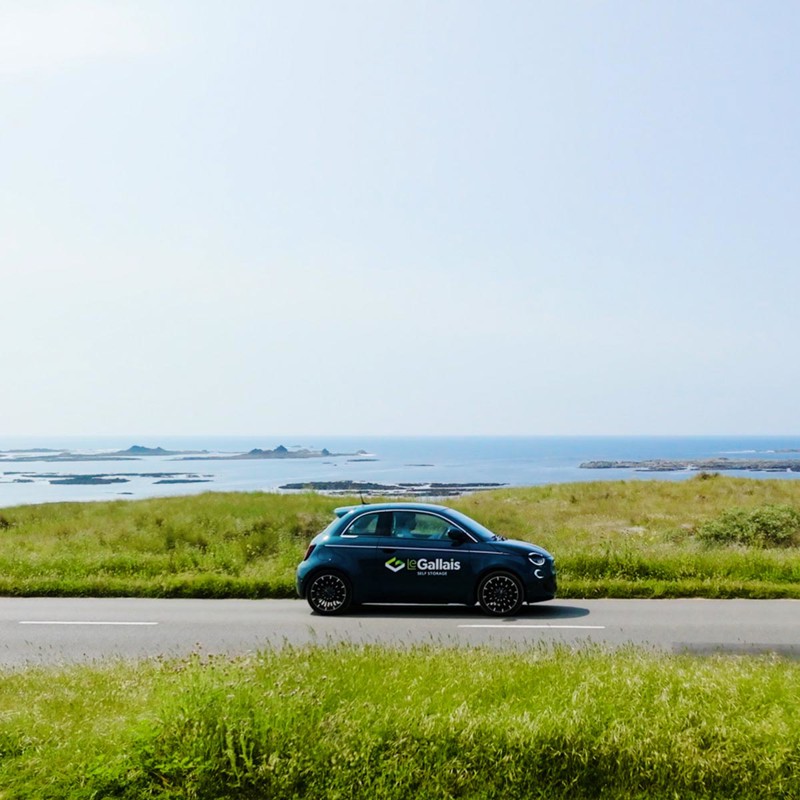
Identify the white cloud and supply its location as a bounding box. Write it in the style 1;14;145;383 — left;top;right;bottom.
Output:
0;1;166;76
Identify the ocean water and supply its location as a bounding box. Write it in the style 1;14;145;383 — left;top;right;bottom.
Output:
1;435;799;508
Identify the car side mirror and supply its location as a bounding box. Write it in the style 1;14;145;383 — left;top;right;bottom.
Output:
447;528;468;543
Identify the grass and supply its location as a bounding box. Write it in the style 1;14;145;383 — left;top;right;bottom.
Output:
2;481;799;798
0;644;798;799
0;474;799;598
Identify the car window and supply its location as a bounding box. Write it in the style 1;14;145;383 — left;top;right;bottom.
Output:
342;511;391;537
390;511;452;539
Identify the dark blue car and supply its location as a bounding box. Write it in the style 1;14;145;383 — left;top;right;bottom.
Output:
296;502;556;616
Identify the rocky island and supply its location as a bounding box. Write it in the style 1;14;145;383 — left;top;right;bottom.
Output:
179;445;369;461
0;444;365;463
0;445;207;463
110;446;209;457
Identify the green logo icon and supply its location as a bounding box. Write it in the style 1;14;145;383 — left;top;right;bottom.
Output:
385;557;405;573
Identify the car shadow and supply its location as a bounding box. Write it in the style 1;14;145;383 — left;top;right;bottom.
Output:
345;603;591;620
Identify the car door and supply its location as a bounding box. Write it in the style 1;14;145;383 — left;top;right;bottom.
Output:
323;510;392;601
377;510;473;603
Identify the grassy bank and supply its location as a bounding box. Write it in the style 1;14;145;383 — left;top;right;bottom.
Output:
1;644;798;799
0;475;799;598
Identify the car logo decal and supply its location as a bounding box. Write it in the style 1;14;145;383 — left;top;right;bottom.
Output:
385;557;406;573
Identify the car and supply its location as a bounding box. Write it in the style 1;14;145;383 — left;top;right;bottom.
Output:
296;502;556;616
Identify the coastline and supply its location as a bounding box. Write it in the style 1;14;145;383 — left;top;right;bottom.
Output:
581;458;800;473
2;435;800;509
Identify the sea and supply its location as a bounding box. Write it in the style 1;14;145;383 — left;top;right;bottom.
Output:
1;435;800;509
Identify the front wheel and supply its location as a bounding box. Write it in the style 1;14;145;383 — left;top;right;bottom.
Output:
306;571;352;615
477;571;524;616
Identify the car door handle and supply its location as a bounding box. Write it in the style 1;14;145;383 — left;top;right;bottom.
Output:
381;548;397;553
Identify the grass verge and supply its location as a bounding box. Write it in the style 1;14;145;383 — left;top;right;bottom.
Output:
0;475;799;598
0;644;798;799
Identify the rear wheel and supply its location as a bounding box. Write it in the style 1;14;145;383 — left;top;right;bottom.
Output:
477;571;524;616
306;571;352;615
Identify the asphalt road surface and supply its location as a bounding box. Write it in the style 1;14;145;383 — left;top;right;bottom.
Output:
1;598;798;668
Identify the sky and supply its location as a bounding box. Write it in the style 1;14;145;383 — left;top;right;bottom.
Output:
2;1;798;437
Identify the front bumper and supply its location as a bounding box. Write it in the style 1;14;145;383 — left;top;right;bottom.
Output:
522;563;557;602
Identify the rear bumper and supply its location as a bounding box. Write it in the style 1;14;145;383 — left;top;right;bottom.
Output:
295;564;310;598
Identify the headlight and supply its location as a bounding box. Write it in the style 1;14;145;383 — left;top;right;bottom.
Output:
527;553;546;567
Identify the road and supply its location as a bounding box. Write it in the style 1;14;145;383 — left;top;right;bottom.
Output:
1;598;798;667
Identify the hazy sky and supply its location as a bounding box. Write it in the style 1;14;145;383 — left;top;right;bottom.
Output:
3;1;798;436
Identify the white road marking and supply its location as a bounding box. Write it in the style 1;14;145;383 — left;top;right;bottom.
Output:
19;621;159;626
458;624;605;629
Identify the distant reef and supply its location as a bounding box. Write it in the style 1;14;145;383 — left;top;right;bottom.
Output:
48;476;131;486
278;480;505;497
580;458;800;473
48;473;214;486
0;453;140;463
0;471;213;487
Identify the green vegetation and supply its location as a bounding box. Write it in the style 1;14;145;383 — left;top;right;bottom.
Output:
0;475;799;598
696;504;800;547
1;644;798;799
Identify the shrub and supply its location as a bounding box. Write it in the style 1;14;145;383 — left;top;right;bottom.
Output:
697;504;800;547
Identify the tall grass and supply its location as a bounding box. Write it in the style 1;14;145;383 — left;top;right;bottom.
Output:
0;492;334;597
1;645;799;799
1;476;799;597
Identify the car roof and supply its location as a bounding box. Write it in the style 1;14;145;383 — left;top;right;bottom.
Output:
333;501;452;518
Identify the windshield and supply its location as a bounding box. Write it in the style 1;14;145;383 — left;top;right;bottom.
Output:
446;509;502;542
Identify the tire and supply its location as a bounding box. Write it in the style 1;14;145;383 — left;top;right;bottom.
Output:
477;571;524;616
306;571;352;615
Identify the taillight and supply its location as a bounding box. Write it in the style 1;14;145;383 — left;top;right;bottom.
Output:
303;544;316;561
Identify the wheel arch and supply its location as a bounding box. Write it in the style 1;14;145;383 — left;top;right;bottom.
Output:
299;565;353;599
471;564;526;604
